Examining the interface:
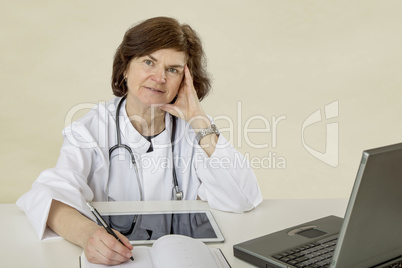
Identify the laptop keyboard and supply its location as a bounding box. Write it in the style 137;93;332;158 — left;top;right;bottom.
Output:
272;238;337;268
377;257;402;268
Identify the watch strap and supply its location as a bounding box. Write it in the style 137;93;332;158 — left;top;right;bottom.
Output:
196;124;220;144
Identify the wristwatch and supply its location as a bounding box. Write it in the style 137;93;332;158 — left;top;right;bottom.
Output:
196;124;220;144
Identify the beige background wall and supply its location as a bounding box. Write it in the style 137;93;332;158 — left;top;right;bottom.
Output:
1;0;401;204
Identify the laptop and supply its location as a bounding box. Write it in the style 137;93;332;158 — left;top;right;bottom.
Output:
234;143;402;268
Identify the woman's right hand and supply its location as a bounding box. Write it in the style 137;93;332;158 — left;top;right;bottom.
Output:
82;224;134;265
47;200;133;266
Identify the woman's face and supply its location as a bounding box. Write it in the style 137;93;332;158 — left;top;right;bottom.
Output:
124;49;186;107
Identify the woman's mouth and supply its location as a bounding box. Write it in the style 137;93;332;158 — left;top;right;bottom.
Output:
145;86;163;93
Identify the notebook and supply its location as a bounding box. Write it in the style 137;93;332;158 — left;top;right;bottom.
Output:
234;143;402;268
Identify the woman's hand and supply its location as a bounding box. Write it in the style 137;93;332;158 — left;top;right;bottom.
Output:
159;65;218;156
159;65;210;129
82;225;133;265
47;200;133;266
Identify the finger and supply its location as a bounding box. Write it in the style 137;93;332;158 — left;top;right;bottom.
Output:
158;104;174;114
115;230;133;250
85;239;126;265
158;104;185;119
102;232;133;260
90;242;126;265
184;65;194;87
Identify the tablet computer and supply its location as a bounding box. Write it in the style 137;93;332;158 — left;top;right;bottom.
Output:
100;210;224;245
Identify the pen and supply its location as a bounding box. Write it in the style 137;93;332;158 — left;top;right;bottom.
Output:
86;202;134;261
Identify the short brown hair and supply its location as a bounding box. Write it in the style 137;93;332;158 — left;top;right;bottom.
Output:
111;17;211;101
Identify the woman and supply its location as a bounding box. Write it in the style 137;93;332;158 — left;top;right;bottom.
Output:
17;17;262;265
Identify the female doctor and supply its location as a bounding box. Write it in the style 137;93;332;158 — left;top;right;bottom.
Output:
17;17;262;265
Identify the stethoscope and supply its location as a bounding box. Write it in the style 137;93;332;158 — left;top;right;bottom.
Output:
108;96;183;201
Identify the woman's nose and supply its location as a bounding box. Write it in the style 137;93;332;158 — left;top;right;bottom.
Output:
151;67;166;84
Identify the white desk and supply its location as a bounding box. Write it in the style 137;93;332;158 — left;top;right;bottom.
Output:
0;199;348;268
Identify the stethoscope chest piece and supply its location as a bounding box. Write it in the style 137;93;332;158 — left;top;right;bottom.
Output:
173;185;183;200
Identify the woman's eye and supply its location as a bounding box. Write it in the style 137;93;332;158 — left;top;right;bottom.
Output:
144;59;153;66
167;68;178;73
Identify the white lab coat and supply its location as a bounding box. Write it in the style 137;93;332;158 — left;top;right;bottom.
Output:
17;97;263;239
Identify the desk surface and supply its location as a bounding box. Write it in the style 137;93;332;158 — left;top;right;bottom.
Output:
0;199;348;268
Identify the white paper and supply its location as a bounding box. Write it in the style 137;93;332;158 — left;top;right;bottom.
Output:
81;235;229;268
150;235;221;268
81;247;153;268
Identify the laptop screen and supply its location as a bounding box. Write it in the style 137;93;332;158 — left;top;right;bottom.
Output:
332;143;402;267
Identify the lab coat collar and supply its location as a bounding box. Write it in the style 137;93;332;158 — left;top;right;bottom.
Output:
116;97;173;155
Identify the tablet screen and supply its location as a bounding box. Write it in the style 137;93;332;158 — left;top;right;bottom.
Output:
99;210;224;244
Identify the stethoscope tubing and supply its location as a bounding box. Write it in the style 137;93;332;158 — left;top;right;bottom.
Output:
109;96;144;201
108;96;182;201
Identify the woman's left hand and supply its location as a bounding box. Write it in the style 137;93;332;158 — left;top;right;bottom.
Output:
159;65;218;156
159;65;209;128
